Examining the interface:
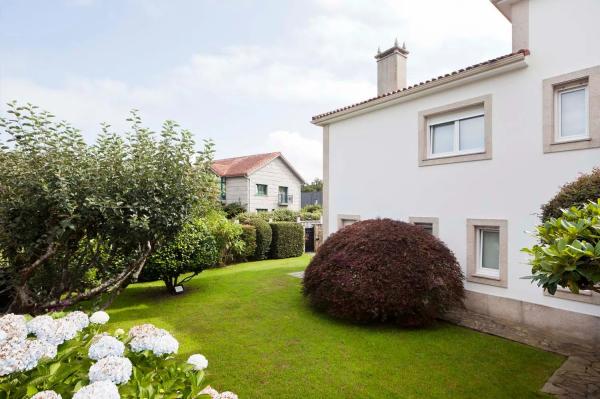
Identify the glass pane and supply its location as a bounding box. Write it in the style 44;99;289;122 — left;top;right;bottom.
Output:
431;122;454;154
481;230;500;270
560;88;587;137
459;115;484;151
415;223;433;234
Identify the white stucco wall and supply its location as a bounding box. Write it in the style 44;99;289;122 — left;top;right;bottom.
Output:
324;0;600;317
248;157;303;212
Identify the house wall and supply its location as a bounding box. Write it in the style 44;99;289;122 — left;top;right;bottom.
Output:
223;176;249;210
247;158;302;212
324;0;600;321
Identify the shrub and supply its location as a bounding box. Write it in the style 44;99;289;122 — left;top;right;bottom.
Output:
142;218;219;292
0;102;218;314
303;219;464;326
222;202;247;219
541;168;600;221
271;209;298;222
237;225;257;261
302;204;322;214
238;215;272;260
0;311;237;398
269;222;304;259
205;211;245;265
523;199;600;295
300;211;321;221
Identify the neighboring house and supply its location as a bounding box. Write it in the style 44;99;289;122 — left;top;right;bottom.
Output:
312;0;600;346
301;191;323;207
212;152;304;212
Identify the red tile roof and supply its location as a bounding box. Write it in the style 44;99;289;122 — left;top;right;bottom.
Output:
212;152;282;177
312;49;530;123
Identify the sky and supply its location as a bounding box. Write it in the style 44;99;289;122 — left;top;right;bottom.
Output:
0;0;511;181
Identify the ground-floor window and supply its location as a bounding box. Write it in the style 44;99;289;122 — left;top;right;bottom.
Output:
466;219;507;288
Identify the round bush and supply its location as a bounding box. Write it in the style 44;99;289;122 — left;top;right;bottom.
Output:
239;215;272;260
541;168;600;221
238;224;257;260
303;219;464;326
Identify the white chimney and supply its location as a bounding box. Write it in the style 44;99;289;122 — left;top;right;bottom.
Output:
375;39;409;96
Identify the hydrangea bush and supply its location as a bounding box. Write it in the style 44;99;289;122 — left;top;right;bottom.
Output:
0;311;237;398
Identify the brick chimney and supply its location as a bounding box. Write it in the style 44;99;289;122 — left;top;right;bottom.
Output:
375;39;408;96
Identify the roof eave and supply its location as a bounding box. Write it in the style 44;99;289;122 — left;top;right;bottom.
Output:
311;52;528;126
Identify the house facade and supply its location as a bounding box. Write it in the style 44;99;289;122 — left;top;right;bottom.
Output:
313;0;600;346
212;152;304;213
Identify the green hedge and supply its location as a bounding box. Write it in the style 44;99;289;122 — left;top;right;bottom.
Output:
269;222;304;259
240;216;272;260
238;224;257;261
541;168;600;221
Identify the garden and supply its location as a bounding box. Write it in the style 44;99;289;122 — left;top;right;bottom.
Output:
0;103;598;398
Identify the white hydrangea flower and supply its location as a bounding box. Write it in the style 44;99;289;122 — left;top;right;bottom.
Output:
114;328;125;337
90;311;110;325
89;356;132;385
27;315;54;338
128;324;179;356
64;311;89;331
0;330;6;342
36;318;78;346
31;390;62;399
0;314;27;344
199;386;220;399
187;354;208;370
40;340;58;360
220;392;239;399
89;335;125;360
73;380;120;399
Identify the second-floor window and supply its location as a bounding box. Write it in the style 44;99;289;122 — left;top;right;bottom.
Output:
256;184;268;196
278;186;288;204
556;82;588;142
220;177;226;200
428;107;484;158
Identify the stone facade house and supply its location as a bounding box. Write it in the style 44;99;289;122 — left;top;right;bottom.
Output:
212;152;304;213
312;0;600;347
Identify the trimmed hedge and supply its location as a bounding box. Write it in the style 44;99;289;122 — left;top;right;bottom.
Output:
303;219;464;326
541;168;600;221
269;222;304;259
239;215;272;260
238;224;257;261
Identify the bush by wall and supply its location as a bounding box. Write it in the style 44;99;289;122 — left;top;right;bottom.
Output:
238;224;257;261
303;219;464;327
205;211;245;266
222;202;247;219
271;209;298;222
541;168;600;221
269;222;304;259
239;215;272;260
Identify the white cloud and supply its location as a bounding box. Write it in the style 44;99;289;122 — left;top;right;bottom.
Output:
263;130;322;182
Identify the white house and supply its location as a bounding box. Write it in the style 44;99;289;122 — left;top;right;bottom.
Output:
212;152;304;213
312;0;600;347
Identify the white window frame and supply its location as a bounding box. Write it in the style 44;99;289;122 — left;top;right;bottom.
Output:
427;107;485;159
476;227;500;278
555;82;589;143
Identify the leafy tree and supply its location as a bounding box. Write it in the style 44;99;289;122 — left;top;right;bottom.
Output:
222;202;247;219
302;178;323;193
523;200;600;295
541;168;600;221
205;211;245;265
143;218;219;293
0;102;218;313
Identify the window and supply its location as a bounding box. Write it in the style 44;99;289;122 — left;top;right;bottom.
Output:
337;214;360;229
419;95;492;166
409;217;439;237
556;83;588;141
477;227;500;277
278;186;288;204
220;177;226;200
429;112;485;158
466;219;507;288
543;66;600;153
256;184;267;196
256;208;268;213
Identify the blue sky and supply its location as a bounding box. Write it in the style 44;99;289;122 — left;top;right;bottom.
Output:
0;0;511;180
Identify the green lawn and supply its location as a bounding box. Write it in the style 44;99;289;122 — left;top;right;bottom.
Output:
107;255;564;398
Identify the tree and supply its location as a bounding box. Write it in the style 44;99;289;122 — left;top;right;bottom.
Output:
143;218;219;293
0;102;218;313
301;178;323;192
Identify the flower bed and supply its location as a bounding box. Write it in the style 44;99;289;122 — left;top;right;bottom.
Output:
0;311;237;398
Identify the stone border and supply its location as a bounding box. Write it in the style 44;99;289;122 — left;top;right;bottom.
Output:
444;307;600;398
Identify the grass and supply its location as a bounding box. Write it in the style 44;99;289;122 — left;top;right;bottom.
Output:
107;254;564;398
